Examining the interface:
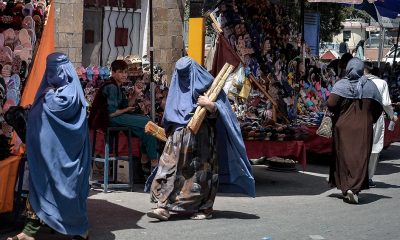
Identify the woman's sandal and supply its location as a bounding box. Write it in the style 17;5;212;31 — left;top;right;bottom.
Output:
147;208;170;221
191;211;213;220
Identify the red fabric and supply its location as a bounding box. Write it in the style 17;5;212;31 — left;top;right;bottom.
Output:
304;126;332;154
90;130;141;157
88;80;116;131
384;119;400;148
211;34;241;77
303;120;400;155
245;140;307;170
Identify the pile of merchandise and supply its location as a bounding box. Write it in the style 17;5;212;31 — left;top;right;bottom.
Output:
210;0;342;139
0;0;48;148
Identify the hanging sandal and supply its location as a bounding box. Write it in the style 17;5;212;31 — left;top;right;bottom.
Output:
147;208;170;221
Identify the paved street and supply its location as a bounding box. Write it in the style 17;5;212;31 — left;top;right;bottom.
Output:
2;143;400;240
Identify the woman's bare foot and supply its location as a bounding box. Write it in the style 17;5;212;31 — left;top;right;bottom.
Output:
7;232;35;240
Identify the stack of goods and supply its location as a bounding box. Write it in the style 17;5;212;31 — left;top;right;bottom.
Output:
215;0;341;134
77;65;111;106
240;120;309;141
219;0;299;78
285;59;339;125
76;65;111;89
0;0;48;140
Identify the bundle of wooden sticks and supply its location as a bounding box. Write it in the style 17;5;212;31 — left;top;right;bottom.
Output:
187;63;234;134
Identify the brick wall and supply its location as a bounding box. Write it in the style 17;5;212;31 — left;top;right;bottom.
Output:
153;0;185;80
54;0;84;66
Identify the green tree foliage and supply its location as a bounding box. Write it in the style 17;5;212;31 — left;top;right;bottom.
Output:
305;3;370;42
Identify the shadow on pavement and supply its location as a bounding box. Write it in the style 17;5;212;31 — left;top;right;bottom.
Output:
373;181;400;189
1;198;146;240
251;165;331;197
358;193;393;204
327;192;392;205
380;145;400;161
375;160;400;176
87;198;145;239
213;210;260;219
149;210;259;223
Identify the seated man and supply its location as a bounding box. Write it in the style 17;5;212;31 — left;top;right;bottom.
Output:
89;60;158;174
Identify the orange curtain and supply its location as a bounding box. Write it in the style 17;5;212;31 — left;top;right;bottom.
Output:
20;3;55;106
0;155;22;213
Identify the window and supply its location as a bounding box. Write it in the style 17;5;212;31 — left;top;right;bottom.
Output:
343;31;351;41
84;30;94;44
115;28;128;47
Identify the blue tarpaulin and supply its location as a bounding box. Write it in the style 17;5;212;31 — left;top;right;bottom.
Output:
356;0;400;20
304;12;321;56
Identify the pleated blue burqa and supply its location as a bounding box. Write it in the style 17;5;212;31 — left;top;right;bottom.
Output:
26;53;91;235
161;56;255;197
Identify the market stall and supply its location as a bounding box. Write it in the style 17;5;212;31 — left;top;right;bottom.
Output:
0;0;53;214
205;0;400;166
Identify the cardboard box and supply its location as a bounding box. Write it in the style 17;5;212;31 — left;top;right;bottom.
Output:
117;160;130;183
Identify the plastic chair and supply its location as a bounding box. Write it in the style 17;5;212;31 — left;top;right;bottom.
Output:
91;127;136;192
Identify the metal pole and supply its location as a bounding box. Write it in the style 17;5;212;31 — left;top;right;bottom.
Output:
301;0;305;66
393;21;400;64
301;0;305;44
149;0;156;121
378;26;385;67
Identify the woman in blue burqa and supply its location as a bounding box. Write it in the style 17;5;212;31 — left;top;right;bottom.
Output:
8;53;91;240
147;57;255;221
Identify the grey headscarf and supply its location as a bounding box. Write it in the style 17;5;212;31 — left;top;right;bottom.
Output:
331;58;382;105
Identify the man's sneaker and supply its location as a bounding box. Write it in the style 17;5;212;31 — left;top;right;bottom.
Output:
369;179;376;188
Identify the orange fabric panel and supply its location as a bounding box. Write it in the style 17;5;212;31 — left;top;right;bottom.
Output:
20;3;55;106
0;155;22;213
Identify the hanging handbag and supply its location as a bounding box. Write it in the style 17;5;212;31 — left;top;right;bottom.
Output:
316;110;332;138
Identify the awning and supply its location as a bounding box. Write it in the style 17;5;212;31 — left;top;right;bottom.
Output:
307;0;363;3
356;0;400;20
320;50;340;60
307;0;400;20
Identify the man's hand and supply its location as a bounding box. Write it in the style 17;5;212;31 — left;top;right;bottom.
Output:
124;106;136;113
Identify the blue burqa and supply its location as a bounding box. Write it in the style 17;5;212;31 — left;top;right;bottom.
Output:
162;57;255;197
26;53;91;235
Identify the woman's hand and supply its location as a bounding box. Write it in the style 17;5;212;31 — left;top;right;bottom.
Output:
197;94;216;112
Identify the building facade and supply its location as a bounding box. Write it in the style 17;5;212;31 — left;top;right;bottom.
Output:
54;0;185;80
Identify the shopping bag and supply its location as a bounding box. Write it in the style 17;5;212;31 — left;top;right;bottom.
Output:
316;111;332;138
